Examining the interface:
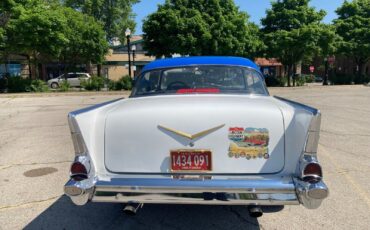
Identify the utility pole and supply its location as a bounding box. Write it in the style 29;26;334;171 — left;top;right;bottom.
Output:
125;28;132;78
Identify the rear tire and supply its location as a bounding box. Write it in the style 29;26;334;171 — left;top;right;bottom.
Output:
51;82;59;89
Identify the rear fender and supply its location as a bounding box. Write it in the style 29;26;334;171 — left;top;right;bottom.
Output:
67;98;124;180
273;96;322;176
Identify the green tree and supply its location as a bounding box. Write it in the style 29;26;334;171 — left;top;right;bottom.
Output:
0;0;23;68
261;0;326;86
0;27;6;74
64;0;139;42
59;7;109;70
5;1;69;78
316;24;339;85
0;28;4;51
334;0;370;82
3;0;109;79
142;0;262;58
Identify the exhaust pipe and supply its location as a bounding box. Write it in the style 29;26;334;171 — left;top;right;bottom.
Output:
123;203;143;216
248;205;263;218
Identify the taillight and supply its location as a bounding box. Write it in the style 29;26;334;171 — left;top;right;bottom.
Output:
302;162;322;183
71;162;88;181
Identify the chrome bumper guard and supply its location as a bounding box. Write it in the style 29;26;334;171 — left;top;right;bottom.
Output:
64;177;328;209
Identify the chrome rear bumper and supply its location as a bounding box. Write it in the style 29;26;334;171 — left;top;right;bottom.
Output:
64;177;328;209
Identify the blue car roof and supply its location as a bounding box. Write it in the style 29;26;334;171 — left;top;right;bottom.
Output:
141;56;260;72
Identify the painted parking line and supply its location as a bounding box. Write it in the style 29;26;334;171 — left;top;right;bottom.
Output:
319;144;370;209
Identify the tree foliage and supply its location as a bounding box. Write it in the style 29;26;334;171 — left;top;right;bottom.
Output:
261;0;326;86
6;2;69;61
64;0;139;42
142;0;263;58
59;8;109;65
316;24;338;57
1;0;109;78
261;0;325;32
0;0;24;56
0;28;4;50
334;0;370;76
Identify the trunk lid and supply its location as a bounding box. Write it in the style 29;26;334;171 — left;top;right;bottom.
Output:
104;95;285;174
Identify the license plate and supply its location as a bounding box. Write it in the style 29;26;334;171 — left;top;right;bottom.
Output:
170;150;212;171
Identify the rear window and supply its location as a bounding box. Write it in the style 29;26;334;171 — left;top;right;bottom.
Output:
131;65;268;97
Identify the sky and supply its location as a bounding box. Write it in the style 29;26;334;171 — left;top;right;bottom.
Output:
132;0;346;34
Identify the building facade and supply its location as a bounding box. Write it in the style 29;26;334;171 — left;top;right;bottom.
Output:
103;37;155;81
301;56;370;77
254;58;285;77
0;54;29;78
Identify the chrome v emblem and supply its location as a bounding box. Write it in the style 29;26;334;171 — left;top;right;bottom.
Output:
158;124;225;140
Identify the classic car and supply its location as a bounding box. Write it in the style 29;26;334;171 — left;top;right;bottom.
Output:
64;56;328;217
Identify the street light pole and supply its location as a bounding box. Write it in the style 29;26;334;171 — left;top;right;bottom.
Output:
323;57;329;85
125;28;132;78
132;44;136;77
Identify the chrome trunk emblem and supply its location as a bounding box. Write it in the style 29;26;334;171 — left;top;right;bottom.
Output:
158;124;225;140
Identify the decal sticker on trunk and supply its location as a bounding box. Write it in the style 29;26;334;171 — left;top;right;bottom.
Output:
228;127;269;159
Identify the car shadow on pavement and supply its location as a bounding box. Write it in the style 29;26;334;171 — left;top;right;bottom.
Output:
24;195;261;230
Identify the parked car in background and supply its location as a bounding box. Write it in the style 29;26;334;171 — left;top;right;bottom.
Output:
64;57;328;217
315;76;323;82
47;73;91;88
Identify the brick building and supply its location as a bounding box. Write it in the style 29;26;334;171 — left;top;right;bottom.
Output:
302;56;370;77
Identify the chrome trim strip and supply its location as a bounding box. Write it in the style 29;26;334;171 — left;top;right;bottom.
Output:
69;98;123;117
273;96;319;115
68;115;88;155
92;192;299;205
93;177;296;194
305;112;321;154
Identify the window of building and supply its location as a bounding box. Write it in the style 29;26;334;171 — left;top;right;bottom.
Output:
0;64;21;77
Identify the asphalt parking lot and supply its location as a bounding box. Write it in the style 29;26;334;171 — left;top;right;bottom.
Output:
0;85;369;230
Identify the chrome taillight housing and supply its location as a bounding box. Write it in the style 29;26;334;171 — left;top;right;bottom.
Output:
68;114;91;181
301;160;322;183
71;161;88;181
68;114;88;155
300;111;323;183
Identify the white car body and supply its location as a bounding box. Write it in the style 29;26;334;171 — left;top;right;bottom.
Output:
64;57;328;215
47;72;91;88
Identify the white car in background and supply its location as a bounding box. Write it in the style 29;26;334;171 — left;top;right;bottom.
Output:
47;72;91;88
64;57;328;218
